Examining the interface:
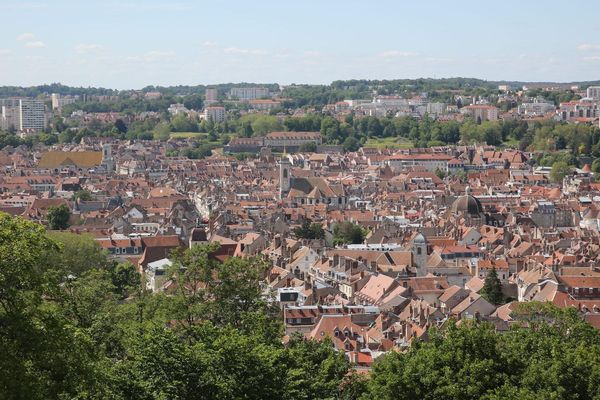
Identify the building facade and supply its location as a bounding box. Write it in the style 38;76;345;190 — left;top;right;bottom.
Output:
204;106;226;123
229;87;269;101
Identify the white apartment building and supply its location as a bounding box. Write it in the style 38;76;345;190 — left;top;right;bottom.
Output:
203;106;226;123
559;101;599;121
1;98;46;132
518;100;555;116
51;93;77;111
19;99;46;131
426;102;447;115
229;87;269;101
586;86;600;101
1;99;20;131
168;103;189;115
460;104;498;121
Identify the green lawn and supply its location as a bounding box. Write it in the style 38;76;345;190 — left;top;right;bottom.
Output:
365;137;414;149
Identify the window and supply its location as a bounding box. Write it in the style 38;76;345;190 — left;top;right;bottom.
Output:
417;247;422;255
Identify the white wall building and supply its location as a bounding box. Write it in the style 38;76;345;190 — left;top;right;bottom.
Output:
587;86;600;100
229;87;269;101
203;106;226;123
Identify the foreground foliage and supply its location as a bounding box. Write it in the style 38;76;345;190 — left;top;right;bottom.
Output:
364;303;600;400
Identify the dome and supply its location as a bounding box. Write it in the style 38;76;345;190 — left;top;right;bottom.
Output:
413;233;426;244
450;194;483;216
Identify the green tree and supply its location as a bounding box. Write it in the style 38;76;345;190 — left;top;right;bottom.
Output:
0;214;96;399
110;262;141;299
47;204;70;230
71;189;92;201
343;136;361;152
46;231;110;275
152;122;172;140
333;221;367;245
549;161;573;183
114;118;127;134
249;115;282;136
294;221;325;240
367;322;511;400
171;114;198;132
480;267;503;305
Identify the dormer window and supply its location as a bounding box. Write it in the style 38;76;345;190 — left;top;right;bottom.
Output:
334;329;340;337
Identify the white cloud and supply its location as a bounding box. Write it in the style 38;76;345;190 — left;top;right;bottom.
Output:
583;55;600;61
380;50;416;58
75;43;103;54
223;47;268;55
202;41;217;47
25;41;45;48
577;44;600;51
17;32;35;41
0;49;10;55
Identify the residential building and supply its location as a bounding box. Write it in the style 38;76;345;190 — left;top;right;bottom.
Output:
264;131;322;151
19;99;46;132
559;101;599;121
0;99;20;131
1;98;46;132
203;106;226;123
460;105;498;121
229;87;269;101
51;93;77;111
205;88;218;105
587;86;600;100
249;99;282;110
168;103;189;115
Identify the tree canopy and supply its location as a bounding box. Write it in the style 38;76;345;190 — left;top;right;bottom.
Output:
480;267;504;305
46;204;70;230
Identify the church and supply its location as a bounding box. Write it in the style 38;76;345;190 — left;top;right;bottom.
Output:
279;157;347;208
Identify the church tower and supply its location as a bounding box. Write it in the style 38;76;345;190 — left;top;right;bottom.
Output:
412;233;428;277
279;156;291;200
102;143;114;172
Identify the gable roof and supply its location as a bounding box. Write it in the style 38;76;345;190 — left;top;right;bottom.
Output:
38;151;103;168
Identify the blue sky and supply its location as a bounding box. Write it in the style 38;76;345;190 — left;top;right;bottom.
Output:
1;0;599;89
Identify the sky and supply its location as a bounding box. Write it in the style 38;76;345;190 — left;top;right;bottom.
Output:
1;0;600;89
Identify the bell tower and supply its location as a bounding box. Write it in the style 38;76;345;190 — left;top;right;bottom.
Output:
279;156;291;199
412;233;428;277
102;143;114;172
